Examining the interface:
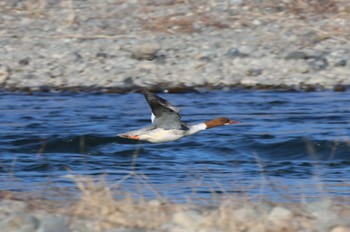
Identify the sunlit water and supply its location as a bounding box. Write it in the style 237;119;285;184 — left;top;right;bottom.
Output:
1;90;349;202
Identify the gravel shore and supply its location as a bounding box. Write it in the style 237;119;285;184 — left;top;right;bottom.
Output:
1;190;350;232
1;0;350;93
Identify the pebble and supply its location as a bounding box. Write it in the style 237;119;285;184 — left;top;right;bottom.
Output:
226;48;248;58
18;58;30;66
334;59;347;67
268;206;293;222
238;45;255;56
307;57;329;71
131;43;161;60
293;60;310;73
245;68;263;76
171;210;204;229
285;51;308;60
234;206;259;221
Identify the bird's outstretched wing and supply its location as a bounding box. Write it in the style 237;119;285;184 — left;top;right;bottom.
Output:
143;90;184;130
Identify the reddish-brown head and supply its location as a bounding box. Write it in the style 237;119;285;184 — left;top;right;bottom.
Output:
204;117;239;129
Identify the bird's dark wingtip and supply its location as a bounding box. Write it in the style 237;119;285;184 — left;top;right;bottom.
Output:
142;89;155;103
142;89;157;99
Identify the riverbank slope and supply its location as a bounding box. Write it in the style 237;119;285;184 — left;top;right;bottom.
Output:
1;0;350;92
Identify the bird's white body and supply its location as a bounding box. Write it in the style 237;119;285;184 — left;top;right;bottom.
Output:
117;90;238;143
118;123;207;143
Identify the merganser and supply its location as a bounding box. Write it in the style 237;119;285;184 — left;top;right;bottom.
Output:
117;90;239;143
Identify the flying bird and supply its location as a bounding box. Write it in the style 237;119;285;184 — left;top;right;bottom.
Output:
117;90;239;143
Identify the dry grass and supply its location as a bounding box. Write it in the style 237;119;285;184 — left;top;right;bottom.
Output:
0;172;347;231
66;175;171;230
16;174;348;231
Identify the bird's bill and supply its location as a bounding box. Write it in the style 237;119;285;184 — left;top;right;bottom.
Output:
226;120;240;125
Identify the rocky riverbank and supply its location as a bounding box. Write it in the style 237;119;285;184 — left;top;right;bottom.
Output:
1;189;350;232
0;0;350;93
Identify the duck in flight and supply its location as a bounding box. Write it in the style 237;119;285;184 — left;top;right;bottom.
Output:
117;90;239;143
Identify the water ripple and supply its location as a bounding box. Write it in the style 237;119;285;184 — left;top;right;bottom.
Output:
0;91;349;201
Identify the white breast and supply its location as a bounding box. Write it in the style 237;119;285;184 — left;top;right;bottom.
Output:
139;128;186;143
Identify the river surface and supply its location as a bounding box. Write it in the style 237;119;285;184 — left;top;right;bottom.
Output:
1;90;349;203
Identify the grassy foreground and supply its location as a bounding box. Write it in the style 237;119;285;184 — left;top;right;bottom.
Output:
1;174;350;232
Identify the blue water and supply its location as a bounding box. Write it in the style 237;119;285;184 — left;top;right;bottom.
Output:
1;90;350;202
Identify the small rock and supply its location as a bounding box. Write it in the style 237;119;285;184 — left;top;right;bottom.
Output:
294;61;310;73
194;51;214;62
253;19;262;26
331;226;350;232
226;48;240;58
268;206;293;222
50;66;64;77
200;56;212;62
240;78;258;86
23;74;37;79
19;58;30;66
246;68;263;76
132;42;161;60
122;77;135;88
234;206;258;221
154;54;166;64
307;56;329;71
96;52;109;59
172;210;204;229
285;51;308;60
334;60;347;67
148;199;162;207
63;52;82;64
239;45;254;55
226;48;247;58
192;22;205;33
139;63;157;73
